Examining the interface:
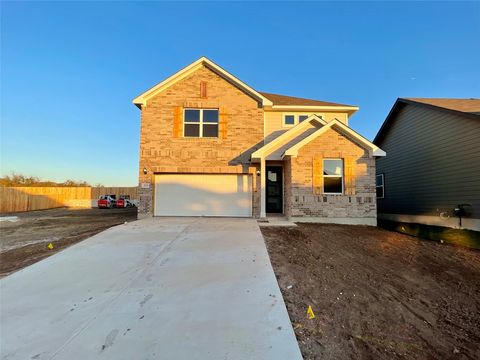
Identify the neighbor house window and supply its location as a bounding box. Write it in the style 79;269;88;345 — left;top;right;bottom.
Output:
184;109;219;138
283;114;310;126
376;174;384;199
323;159;343;194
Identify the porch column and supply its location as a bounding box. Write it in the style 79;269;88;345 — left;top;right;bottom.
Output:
260;157;266;218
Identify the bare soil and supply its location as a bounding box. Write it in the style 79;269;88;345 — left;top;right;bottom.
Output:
0;207;137;277
261;224;480;360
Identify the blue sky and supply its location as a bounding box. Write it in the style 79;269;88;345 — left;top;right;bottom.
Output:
1;1;479;186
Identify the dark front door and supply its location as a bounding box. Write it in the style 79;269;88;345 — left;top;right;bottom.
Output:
266;166;283;213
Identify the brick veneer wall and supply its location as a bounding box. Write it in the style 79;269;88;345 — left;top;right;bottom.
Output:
137;65;264;218
287;128;377;222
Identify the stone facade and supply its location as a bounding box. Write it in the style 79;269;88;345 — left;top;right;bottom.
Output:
285;128;377;224
138;65;263;218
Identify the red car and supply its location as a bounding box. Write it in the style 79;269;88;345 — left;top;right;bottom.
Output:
97;195;116;209
116;195;135;208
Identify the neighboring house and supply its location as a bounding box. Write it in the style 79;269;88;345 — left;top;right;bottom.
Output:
133;57;385;224
374;98;480;231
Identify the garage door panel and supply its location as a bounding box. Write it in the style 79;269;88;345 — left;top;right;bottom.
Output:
154;174;252;217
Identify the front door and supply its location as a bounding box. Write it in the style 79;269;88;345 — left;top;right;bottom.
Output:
266;166;283;213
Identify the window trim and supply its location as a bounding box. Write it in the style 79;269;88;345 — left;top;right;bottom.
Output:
323;158;344;195
283;114;296;127
282;114;310;127
376;173;385;199
183;108;219;138
298;114;309;123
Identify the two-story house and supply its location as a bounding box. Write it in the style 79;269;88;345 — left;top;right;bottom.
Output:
133;57;385;224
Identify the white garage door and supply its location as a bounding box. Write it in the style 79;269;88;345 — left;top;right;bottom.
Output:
154;174;252;217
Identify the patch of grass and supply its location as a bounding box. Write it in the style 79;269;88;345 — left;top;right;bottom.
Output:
378;219;480;250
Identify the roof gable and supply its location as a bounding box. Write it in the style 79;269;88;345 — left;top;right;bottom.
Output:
284;119;385;158
251;115;385;161
132;57;273;108
251;115;327;160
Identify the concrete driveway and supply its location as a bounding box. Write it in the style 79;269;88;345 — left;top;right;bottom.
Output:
0;217;302;360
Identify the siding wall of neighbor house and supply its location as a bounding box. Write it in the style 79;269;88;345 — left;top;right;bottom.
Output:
287;128;377;223
264;111;348;138
138;65;264;218
375;104;480;221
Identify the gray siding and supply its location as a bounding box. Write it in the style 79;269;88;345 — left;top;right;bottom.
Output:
376;104;480;218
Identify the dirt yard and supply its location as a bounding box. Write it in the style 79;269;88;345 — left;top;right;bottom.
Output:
261;224;480;360
0;207;137;277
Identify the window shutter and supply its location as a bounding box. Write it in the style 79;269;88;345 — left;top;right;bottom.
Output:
219;107;228;139
312;155;323;195
344;157;356;195
172;106;183;138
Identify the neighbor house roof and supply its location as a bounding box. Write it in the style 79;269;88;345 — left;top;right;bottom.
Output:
373;98;480;145
251;114;385;161
403;98;480;114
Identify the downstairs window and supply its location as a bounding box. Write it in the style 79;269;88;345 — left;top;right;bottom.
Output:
323;159;343;194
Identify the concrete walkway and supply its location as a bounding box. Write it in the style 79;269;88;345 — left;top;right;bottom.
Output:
0;217;302;360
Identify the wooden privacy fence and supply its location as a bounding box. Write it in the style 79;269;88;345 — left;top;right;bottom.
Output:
0;186;138;213
91;187;138;200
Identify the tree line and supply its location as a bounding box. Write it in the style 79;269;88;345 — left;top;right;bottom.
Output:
0;173;102;187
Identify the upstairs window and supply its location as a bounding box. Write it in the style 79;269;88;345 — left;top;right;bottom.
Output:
284;115;295;126
323;159;343;194
184;109;219;138
376;174;385;199
283;114;310;126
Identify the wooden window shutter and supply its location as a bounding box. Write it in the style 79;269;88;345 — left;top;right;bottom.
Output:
344;157;356;195
200;81;207;98
172;106;183;138
219;107;228;139
312;155;323;195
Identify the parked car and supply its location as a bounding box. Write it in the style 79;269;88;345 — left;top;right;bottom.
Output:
97;195;116;209
116;195;136;208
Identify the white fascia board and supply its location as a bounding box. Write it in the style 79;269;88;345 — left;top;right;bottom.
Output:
132;58;204;106
373;148;386;156
251;114;327;160
333;121;386;157
132;57;273;107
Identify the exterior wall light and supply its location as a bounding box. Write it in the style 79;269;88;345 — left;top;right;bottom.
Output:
256;170;261;176
143;167;148;175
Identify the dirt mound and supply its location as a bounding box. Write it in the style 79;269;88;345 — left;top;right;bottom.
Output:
262;223;480;360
